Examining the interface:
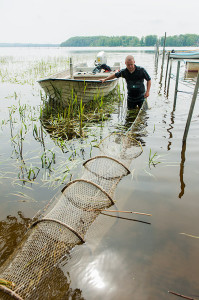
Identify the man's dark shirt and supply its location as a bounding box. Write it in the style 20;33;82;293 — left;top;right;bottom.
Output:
115;66;151;102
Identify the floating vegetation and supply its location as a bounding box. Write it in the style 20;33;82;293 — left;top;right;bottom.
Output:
148;149;162;169
40;86;122;140
179;233;199;239
0;212;30;265
9;192;36;203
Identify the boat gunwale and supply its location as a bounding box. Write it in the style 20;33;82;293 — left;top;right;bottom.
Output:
37;77;118;84
169;51;199;59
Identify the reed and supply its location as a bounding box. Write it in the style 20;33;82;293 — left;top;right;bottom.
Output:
148;149;161;169
40;86;119;140
79;99;84;136
0;54;122;190
0;55;70;85
41;150;56;169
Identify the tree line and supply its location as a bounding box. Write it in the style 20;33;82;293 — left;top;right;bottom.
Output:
60;34;199;47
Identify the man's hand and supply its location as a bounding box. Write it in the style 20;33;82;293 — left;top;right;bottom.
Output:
145;80;151;98
100;73;116;83
144;91;150;98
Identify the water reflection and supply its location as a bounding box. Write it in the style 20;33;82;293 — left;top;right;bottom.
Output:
28;265;84;300
84;260;107;290
165;107;186;198
129;105;149;147
123;108;139;129
167;110;175;151
0;213;85;299
0;212;30;265
178;141;186;198
62;246;136;300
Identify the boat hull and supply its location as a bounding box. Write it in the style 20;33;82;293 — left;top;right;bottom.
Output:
169;51;199;59
38;77;118;105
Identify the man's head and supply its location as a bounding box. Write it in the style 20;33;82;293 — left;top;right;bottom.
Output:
125;55;135;73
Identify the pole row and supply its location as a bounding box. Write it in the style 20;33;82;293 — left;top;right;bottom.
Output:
156;34;199;143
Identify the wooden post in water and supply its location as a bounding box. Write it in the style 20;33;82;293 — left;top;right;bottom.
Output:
70;57;73;79
173;60;180;109
159;32;167;84
155;42;159;65
154;42;159;77
166;58;173;97
164;52;170;89
182;72;199;143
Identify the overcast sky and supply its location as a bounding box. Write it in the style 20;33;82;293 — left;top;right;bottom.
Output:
1;0;199;44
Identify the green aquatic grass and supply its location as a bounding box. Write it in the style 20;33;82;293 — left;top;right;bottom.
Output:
40;86;121;140
0;56;70;85
0;55;125;193
1;94;117;190
148;149;161;169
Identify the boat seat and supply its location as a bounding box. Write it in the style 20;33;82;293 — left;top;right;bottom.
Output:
73;72;115;80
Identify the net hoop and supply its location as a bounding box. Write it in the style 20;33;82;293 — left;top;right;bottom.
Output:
61;179;114;205
83;155;130;175
30;218;85;243
98;132;143;153
0;285;24;300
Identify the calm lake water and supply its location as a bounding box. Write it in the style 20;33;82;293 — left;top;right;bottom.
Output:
0;47;199;300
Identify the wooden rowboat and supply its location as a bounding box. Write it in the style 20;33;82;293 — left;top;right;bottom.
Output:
38;62;120;106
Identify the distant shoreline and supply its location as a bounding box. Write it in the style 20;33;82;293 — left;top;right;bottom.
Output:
0;43;60;47
60;35;199;47
1;44;198;49
1;34;199;48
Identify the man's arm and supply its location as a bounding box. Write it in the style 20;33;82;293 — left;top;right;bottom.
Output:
100;73;116;83
144;80;151;98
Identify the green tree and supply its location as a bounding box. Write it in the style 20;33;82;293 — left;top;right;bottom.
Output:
145;35;158;46
60;34;199;47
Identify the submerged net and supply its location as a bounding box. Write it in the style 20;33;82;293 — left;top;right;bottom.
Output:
0;105;146;300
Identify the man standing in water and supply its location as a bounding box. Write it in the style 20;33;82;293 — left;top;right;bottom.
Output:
101;55;151;109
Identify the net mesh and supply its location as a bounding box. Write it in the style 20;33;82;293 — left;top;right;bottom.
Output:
0;108;145;299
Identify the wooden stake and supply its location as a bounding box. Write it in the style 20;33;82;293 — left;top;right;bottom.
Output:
70;57;73;79
164;52;170;89
168;290;196;300
86;208;151;216
159;32;167;84
102;209;151;216
166;58;173;97
101;212;151;225
173;60;181;109
182;72;199;143
155;42;159;65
